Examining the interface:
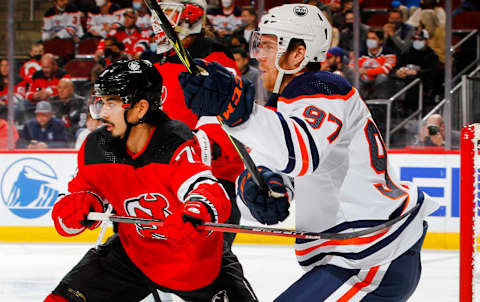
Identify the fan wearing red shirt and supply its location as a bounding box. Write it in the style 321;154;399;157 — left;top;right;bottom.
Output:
25;53;71;104
96;8;150;59
19;42;44;82
44;60;257;302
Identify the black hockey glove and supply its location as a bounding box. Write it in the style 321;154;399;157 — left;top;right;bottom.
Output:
178;58;255;127
237;166;291;225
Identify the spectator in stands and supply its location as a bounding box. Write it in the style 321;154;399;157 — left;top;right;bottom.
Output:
419;9;446;63
0;59;28;123
86;0;122;38
74;113;104;149
95;8;149;59
384;8;415;55
229;35;248;51
324;0;342;20
26;54;71;105
407;0;446;27
117;0;152;31
415;114;460;148
392;0;420;19
20;42;44;83
207;0;242;43
339;10;369;52
0;107;18;149
232;48;269;105
357;28;397;99
0;59;25;100
91;36;128;81
322;46;355;84
42;0;84;43
49;78;88;141
453;0;480;17
332;0;353;28
392;29;441;112
17;101;69;149
233;6;258;44
232;48;260;86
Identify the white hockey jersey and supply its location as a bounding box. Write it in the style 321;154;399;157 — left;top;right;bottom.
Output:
42;5;84;41
226;71;438;271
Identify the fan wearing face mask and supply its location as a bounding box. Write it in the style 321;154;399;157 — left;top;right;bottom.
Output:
20;42;44;83
392;28;442;112
357;28;397;99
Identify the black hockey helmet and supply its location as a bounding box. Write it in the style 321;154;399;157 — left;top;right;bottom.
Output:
91;60;163;119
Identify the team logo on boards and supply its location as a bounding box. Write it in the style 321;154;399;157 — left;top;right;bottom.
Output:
293;5;308;17
0;157;59;219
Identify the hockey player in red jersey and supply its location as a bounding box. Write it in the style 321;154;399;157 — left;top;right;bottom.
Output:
179;4;439;302
151;0;244;247
44;60;257;302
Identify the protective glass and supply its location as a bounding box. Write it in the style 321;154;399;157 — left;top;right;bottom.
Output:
249;31;278;60
88;96;124;119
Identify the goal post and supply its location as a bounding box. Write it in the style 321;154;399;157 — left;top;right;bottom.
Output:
460;124;480;302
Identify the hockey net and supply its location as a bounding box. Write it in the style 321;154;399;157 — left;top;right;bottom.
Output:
460;124;480;302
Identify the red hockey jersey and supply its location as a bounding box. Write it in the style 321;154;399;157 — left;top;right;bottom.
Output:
69;120;230;290
154;37;244;182
97;27;150;57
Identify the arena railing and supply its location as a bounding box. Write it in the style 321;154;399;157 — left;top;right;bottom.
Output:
424;66;480;132
451;29;479;84
366;78;423;149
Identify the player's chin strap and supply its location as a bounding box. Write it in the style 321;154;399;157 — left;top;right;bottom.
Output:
273;56;308;94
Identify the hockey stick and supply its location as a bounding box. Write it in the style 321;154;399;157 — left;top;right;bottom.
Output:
94;204;113;248
87;202;420;240
143;0;281;198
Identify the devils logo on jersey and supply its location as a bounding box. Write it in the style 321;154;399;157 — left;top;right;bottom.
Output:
124;193;172;239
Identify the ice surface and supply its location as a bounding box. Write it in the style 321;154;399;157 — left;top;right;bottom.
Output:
0;243;458;301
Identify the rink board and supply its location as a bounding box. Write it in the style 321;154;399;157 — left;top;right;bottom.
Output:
0;149;464;249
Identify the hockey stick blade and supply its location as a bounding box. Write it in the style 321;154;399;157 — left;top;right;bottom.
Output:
88;203;419;240
143;0;276;197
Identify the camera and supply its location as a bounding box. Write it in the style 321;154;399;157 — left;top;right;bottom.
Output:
427;125;440;136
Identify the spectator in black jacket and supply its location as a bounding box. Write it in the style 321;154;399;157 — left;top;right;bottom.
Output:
392;29;442;113
17;101;69;149
339;10;369;52
49;78;88;141
383;8;415;55
232;6;258;44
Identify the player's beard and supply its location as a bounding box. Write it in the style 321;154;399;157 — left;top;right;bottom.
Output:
101;119;123;138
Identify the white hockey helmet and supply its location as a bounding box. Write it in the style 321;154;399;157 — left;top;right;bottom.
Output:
251;4;332;92
151;0;207;54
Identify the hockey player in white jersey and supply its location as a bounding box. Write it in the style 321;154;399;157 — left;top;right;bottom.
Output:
179;3;439;301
